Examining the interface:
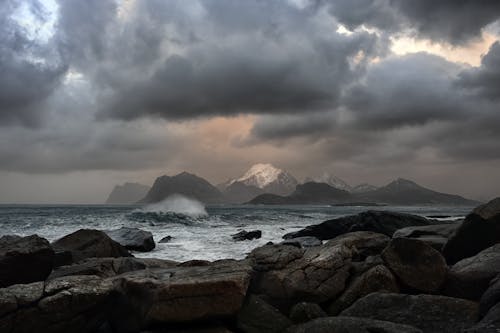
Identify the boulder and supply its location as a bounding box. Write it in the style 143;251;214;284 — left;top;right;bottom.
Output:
381;238;447;293
393;223;459;251
479;274;500;317
327;265;399;315
327;231;390;260
286;316;423;333
444;244;500;300
289;302;326;324
248;243;352;303
0;275;115;333
283;211;430;240
0;235;54;287
114;260;252;324
443;197;500;264
281;237;322;248
159;236;172;243
232;230;262;241
236;295;292;333
465;302;500;333
52;229;131;263
341;292;479;333
104;227;155;252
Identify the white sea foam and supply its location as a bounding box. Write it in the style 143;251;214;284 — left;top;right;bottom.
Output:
141;194;208;217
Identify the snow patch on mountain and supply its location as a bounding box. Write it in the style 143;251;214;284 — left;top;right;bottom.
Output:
305;173;352;192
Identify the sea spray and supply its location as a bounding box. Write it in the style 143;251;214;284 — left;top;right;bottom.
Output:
142;194;208;218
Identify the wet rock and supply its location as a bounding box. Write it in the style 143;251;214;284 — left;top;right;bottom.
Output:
0;275;115;333
340;292;479;333
443;197;500;264
288;302;326;324
283;211;430;240
232;230;262;241
52;229;131;263
159;236;172;243
393;223;459;251
327;231;390;260
286;316;423;333
382;238;447;293
327;265;399;315
236;294;292;333
465;302;500;333
114;260;252;324
281;237;322;248
444;244;500;300
0;234;54;287
479;274;500;317
248;243;352;303
104;227;155;252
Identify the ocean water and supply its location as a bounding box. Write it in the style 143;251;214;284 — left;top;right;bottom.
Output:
0;197;474;262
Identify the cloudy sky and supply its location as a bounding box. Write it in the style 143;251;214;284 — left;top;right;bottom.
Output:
1;0;500;203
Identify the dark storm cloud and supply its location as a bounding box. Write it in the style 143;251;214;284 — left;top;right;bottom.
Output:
0;0;67;127
325;0;500;43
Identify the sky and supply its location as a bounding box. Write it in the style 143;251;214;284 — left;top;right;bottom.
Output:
1;0;500;203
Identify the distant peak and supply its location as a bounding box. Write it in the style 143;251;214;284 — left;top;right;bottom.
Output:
387;178;420;188
232;163;297;190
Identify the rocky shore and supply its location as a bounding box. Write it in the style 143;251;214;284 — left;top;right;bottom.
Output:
0;198;499;333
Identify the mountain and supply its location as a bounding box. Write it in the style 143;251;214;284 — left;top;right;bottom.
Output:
221;163;298;197
304;173;352;192
353;178;479;206
249;182;351;205
105;182;150;204
139;172;224;204
351;183;378;193
222;181;264;204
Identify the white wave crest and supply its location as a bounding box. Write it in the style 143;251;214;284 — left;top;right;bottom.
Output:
142;194;208;217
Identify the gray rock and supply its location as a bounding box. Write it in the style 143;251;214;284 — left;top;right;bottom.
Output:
52;229;131;263
340;292;479;333
283;211;431;240
237;294;292;333
465;302;500;333
286;316;423;333
104;227;155;252
281;237;322;248
0;234;54;287
289;302;326;324
327;231;390;260
248;243;352;303
393;223;459;251
232;230;262;241
480;274;500;317
327;265;399;315
444;244;500;300
443;197;500;264
382;238;447;293
159;236;172;243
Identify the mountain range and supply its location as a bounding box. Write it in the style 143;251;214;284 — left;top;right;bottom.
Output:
107;163;479;206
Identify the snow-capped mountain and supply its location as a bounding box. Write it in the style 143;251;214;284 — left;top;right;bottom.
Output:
304;172;352;192
226;163;298;196
351;183;378;193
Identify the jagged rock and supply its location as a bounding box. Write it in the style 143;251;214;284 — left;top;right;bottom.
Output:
0;275;115;333
283;211;430;240
480;274;500;317
0;235;54;287
340;292;479;333
248;243;352;303
104;227;155;252
443;197;500;264
382;238;447;293
114;260;252;324
232;230;262;241
236;295;292;333
286;316;423;333
465;302;500;333
393;223;459;251
52;229;131;263
47;257;172;279
327;265;399;315
281;237;322;248
289;302;326;324
327;231;390;260
444;244;500;300
159;236;172;243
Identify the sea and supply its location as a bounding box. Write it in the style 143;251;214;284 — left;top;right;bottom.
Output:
0;196;473;262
